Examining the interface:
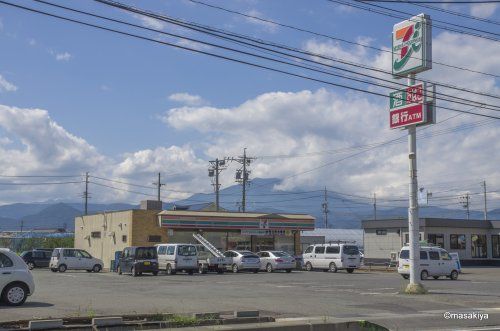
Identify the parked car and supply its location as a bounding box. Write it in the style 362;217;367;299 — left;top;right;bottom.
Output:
156;244;198;275
118;246;158;277
223;250;260;273
303;244;361;273
0;248;35;306
257;251;295;273
20;248;53;270
50;248;103;273
398;246;459;280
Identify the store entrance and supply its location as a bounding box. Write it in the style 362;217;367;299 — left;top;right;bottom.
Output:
252;236;274;252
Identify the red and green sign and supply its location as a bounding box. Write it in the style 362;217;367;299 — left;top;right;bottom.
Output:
389;83;426;129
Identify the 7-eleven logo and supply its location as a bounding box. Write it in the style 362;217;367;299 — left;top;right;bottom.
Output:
393;21;422;72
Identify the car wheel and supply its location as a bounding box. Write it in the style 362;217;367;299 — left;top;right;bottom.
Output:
402;274;409;279
117;266;122;275
166;264;176;275
329;262;338;273
27;262;35;270
92;264;102;273
305;262;313;272
2;283;28;306
346;268;354;274
433;276;439;280
450;270;459;280
58;264;67;273
232;264;239;273
266;263;273;273
421;270;429;280
286;269;292;273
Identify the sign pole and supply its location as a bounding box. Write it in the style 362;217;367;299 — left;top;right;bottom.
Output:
406;73;425;293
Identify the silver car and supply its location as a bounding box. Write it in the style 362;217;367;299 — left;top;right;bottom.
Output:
257;251;295;273
223;250;260;273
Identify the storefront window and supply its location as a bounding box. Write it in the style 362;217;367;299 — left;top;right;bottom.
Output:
428;234;444;248
274;236;294;255
227;234;251;251
252;236;274;252
471;234;487;258
492;235;500;258
450;234;466;250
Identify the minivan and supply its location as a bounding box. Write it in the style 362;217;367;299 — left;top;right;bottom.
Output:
118;246;158;277
49;248;103;273
303;244;361;273
156;244;198;275
20;248;53;269
398;246;459;280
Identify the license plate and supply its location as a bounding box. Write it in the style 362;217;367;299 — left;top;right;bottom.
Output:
403;264;409;269
144;261;150;266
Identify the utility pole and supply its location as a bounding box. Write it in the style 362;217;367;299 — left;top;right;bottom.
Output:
322;187;329;228
208;158;227;211
84;172;89;215
234;148;254;212
153;172;166;202
482;180;487;221
373;193;377;221
460;193;470;220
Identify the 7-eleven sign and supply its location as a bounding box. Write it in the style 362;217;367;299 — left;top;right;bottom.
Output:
389;83;426;129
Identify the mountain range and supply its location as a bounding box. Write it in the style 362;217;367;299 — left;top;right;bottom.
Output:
1;178;498;231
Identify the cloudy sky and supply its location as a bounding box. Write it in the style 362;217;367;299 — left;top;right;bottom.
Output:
0;0;499;212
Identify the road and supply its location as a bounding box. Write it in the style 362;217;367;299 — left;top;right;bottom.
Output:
2;267;500;330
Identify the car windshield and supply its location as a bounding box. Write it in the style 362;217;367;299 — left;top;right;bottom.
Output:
242;252;258;258
136;247;157;259
400;250;410;259
178;245;197;256
342;245;359;255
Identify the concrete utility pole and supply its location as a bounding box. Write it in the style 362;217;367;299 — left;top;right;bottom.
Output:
208;158;227;211
84;172;89;215
322;187;329;228
407;73;422;293
461;193;470;220
153;172;166;202
482;180;487;221
234;148;254;212
373;193;377;221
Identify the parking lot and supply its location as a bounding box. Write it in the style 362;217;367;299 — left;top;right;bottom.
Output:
2;267;500;330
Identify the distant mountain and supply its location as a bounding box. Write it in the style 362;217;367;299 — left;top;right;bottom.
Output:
0;178;497;231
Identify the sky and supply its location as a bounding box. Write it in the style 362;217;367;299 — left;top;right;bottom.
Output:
0;0;499;212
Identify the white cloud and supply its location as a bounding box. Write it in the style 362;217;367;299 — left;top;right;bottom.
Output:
168;93;208;106
55;52;72;61
470;3;498;18
132;13;165;30
0;75;17;92
244;9;277;33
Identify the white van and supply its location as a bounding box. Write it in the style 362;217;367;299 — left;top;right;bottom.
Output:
49;248;103;273
398;246;459;280
156;244;198;275
303;243;361;273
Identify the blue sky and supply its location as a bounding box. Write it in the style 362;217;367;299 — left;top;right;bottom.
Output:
0;0;499;210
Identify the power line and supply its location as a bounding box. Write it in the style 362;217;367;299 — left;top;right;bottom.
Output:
11;1;500;118
89;181;158;198
360;0;500;3
0;181;82;185
0;174;82;178
328;0;500;42
188;0;500;79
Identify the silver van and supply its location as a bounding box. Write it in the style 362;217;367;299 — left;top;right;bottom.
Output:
49;248;103;273
303;244;361;273
398;246;459;280
156;244;198;275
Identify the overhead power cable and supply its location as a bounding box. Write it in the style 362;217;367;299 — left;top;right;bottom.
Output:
359;0;500;3
353;0;500;39
188;0;500;79
91;0;500;108
0;174;82;178
8;0;500;119
0;181;83;185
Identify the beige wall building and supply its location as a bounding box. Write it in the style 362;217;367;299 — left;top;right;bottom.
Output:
362;218;500;265
75;205;315;270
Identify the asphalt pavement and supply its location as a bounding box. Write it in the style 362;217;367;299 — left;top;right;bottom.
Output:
2;267;500;330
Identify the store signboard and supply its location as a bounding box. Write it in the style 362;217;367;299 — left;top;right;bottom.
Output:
392;13;432;77
241;229;289;236
389;83;426;129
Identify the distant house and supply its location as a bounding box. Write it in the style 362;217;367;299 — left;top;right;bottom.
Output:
362;218;500;265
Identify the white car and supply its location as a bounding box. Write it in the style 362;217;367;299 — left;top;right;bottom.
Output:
156;244;198;275
0;248;35;306
303;244;361;273
50;248;103;273
398;246;459;280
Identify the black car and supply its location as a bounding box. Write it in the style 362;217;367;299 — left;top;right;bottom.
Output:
20;249;53;269
117;246;158;277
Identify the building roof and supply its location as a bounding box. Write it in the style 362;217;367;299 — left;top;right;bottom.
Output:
361;218;493;229
158;210;315;220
